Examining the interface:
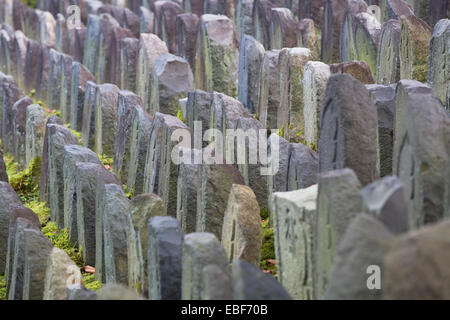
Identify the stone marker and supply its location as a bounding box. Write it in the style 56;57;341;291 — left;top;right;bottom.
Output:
183;0;203;17
13;30;28;89
47;49;64;110
376;19;401;84
314;168;363;299
175;13;199;70
197;164;245;239
235;0;254;38
63;145;102;244
287;143;318;191
96;284;145;300
298;18;320;60
393;80;450;227
55;13;68;54
148;216;183;300
181;232;229;300
0;151;7;182
232;259;292;299
60;54;75;124
399;14;432;83
43;248;83;300
119;37;139;92
128;193;166;294
321;0;346;64
302;61;331;148
330;60;374;84
11;96;32;166
194;14;239;98
273;184;317;300
222;184;262;266
269;7;298;49
427;19;449;110
139;6;154;34
251;0;284;49
184;89;213;144
383;219;450;299
319;74;379;186
1;72;23;155
379;0;413;24
81;81;98;149
70;61;95;131
0;29;16;77
366;84;396;177
238;35;265;114
325;214;394;300
154;1;184;54
201;264;233;300
257;49;280;129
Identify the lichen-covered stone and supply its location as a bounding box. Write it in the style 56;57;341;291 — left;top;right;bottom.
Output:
269;7;298;49
330;60;374;84
70;61;95;131
376;19;401;84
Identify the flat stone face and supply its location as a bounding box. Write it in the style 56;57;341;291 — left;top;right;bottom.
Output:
197;164;245;239
393;80;450;227
257;49;280;129
383;219;450;299
379;0;413;24
302;61;330;148
175;13;199;71
376;19;401;84
201;264;233;300
140;6;154;34
148;216;183;300
252;0;285;49
24;39;41;93
273;184;317;300
238;35;265;114
154;1;184;54
70;61;95;131
221;184;261;266
287;143;318;191
314;168;363;299
194;14;239;98
232;259;292;300
185;89;213;144
269;8;298;50
43;248;83;300
325;214;394;300
0;151;7;182
181;232;228;300
427;18;449;110
25;104;46;167
13;30;28;89
81;81;98;149
321;0;346;64
319;74;379;186
330;60;374;84
298;18;320;60
236;0;254;39
119;37;139;92
11;96;32;166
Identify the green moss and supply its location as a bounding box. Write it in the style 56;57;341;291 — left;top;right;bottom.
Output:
21;0;36;8
99;154;113;172
83;274;104;291
260;207;269;220
5;155;41;203
64;123;83;145
260;220;277;276
0;275;6;300
25;199;51;226
309;142;317;152
123;184;133;199
176;108;185;123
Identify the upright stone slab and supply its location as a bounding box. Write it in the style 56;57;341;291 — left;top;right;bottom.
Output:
184;89;213;143
154;1;184;54
393;80;450;227
257;49;280;129
273;184;317;300
139;5;154;34
70;61;95;131
47;49;65;110
0;29;16;77
11;96;32;167
175;13;199;70
238;35;265;114
278;47;312;140
149;53;194;117
376;19;401;84
148;216;183;300
83;14;105;78
379;0;413;24
252;0;284;49
181;232;229;300
325;214;394;299
22;228;53;300
321;0;346;64
302;61;331;148
287;143;318;191
427;19;449;110
128;193;166;294
383;219;450;299
81;81;97;149
297;18;320;60
94;83;120;157
55;13;68;53
63;145;102;244
23;39;41;94
113;91;144;184
330;60;374;84
232;259;292;299
319;74;379;186
399;14;432;83
60;54;74;124
183;0;203;16
201;264;233;300
119;37;139;92
197;164;245;239
75;162;120;266
194;14;239;97
35;43;53;104
221;184;261;266
314;168;363;299
13;30;28;89
0;151;7;182
366;84;396;177
236;0;254;38
136;33;168;112
43;248;83;300
269;7;298;49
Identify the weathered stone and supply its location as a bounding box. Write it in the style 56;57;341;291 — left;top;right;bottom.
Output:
139;6;154;33
149;53;194;117
183;0;204;17
330;60;374;84
60;54;74;124
269;8;298;50
427;19;449;110
428;0;449;28
235;0;254;39
238;35;264;114
148;216;183;300
379;0;413;24
298;18;320;59
194;14;239;97
128;193;166;295
23;38;41;93
321;0;346;64
181;232;228;300
81;81;97;149
0;28;16;77
399;14;432;83
314;168;363;299
184;89;213;144
287;143;318;191
36;9;56;46
47;49;65;110
383;219;450;299
35;43;53;103
83;14;102;76
257;49;280;129
197;164;245;239
325;214;394;299
366;84;396;177
73;27;86;63
66;285;98;300
273;184;317;300
97;284;145;299
278;48;312;141
376;19;401;84
298;0;325;28
221;184;261;266
70;61;95;131
43;248;83;300
251;0;284;49
63;145;101;244
175;13;199;71
302;61;331;148
11;96;32;166
201;264;233;300
393;80;450;227
123;7;140;37
55;13;68;54
203;0;235;17
0;151;7;182
232;259;292;299
119;37;139;92
319;74;379;186
136;33;168;112
13;30;28;89
154;1;184;53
